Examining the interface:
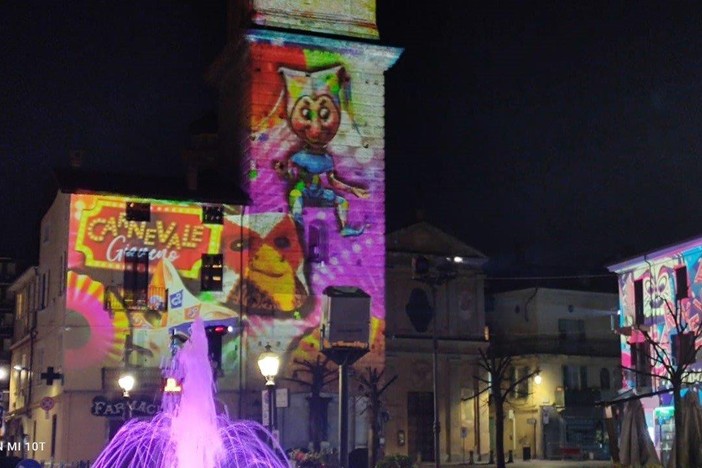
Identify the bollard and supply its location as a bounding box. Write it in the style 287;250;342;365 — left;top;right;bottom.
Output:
469;450;474;465
507;449;514;463
489;450;494;464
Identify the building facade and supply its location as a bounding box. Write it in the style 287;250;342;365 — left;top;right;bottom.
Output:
608;236;702;465
0;258;18;416
487;288;619;461
211;0;401;455
384;222;490;463
6;178;248;462
7;1;402;463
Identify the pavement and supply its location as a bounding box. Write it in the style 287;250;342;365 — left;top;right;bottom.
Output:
420;460;614;468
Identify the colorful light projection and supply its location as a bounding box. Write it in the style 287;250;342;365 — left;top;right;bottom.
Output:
618;251;702;388
68;194;240;371
245;31;390;369
65;32;397;379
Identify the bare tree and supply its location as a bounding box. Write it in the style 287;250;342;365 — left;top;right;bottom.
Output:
466;343;538;468
355;367;398;468
620;298;702;468
284;355;338;451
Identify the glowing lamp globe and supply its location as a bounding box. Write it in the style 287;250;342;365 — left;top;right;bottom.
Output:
257;345;280;386
534;373;542;385
118;373;136;397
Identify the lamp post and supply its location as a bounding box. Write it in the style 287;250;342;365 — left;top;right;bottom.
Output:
258;344;280;435
410;256;458;468
118;372;135;420
533;370;541;459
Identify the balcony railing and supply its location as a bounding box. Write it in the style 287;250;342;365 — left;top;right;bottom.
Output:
490;336;620;357
104;286;168;312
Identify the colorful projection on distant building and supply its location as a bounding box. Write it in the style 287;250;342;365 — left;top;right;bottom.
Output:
72;197;219;278
244;30;394;371
618;249;702;388
68;194;240;372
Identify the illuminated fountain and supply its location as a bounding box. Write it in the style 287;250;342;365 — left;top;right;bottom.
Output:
93;319;287;468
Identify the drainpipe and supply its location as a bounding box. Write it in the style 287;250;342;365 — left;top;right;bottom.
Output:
24;268;40;459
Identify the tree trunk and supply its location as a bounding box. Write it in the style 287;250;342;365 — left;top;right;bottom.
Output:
673;383;683;468
307;395;332;452
494;396;506;468
368;419;379;468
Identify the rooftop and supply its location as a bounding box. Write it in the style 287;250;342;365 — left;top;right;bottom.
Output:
54;168;248;205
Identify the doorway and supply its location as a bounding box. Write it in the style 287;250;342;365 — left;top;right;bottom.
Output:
408;392;434;462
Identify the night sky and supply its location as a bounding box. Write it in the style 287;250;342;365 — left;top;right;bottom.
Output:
4;2;702;287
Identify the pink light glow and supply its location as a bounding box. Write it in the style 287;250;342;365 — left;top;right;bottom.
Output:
93;319;287;468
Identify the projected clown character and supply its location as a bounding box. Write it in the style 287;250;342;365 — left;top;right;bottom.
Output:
273;66;369;237
222;212;309;315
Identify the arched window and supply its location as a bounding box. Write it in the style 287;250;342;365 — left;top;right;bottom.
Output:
600;368;610;390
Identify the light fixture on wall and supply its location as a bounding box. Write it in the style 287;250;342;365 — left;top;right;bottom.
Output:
534;371;542;385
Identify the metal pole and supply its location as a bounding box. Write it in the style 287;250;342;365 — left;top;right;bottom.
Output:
272;382;278;434
432;285;441;468
339;361;349;468
267;384;275;433
124;395;132;421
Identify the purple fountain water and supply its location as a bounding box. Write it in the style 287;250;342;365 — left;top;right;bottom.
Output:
93;319;288;468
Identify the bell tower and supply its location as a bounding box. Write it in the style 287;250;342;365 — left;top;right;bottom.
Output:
212;0;402;432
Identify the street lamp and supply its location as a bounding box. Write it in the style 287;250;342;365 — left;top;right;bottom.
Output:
258;344;280;434
410;255;458;468
118;372;135;420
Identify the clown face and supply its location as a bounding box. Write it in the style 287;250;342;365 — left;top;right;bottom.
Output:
289;94;341;148
280;66;345;150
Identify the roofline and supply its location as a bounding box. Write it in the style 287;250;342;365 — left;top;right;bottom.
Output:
8;267;38;294
53;168;250;206
491;287;617;299
607;235;702;273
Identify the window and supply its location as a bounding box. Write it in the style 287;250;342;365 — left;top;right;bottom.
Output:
634;279;644;325
58;252;66;296
124;249;149;304
126;202;150;222
558;319;585;340
513;366;530;398
675;266;689;301
202;205;224;225
201;254;223;291
672;333;696;365
631;342;651;387
562;365;585;390
510;366;531;398
42;223;51;244
40;273;47;309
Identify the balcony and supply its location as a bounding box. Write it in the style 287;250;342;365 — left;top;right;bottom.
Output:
491;336;620;358
104;286;168;313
